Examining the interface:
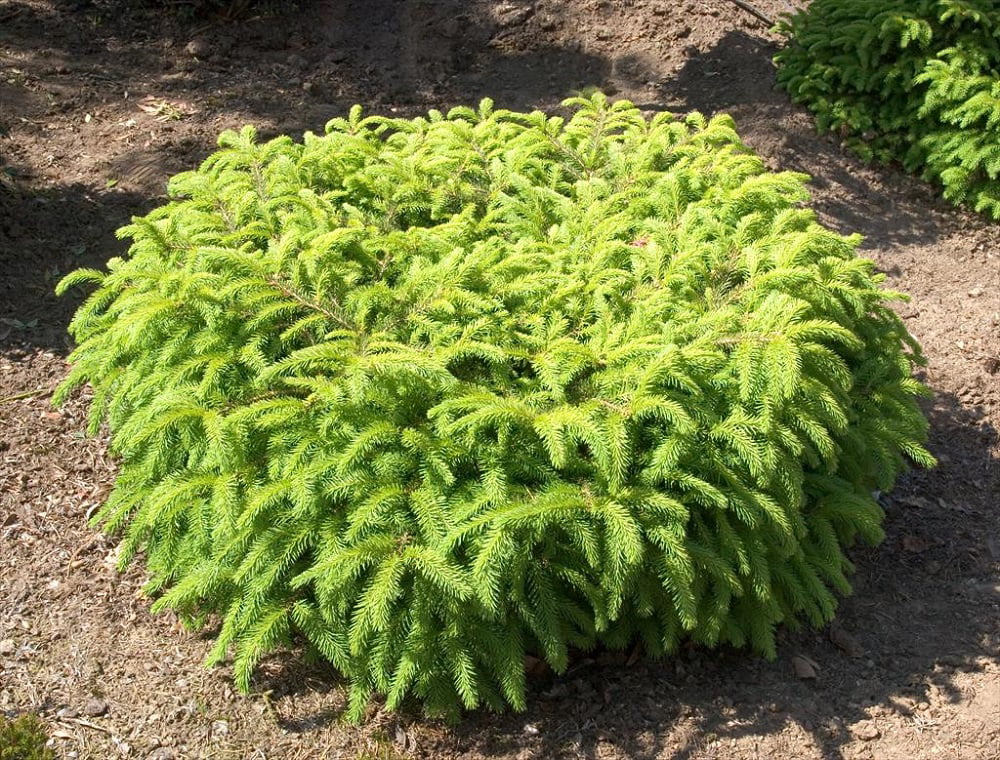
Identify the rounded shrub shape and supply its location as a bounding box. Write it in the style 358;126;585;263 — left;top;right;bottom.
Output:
775;0;1000;219
58;95;933;720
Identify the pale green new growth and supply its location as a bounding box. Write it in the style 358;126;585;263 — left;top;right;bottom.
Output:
58;94;933;720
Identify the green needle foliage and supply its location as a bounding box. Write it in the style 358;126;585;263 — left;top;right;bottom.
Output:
58;94;933;720
775;0;1000;219
0;714;55;760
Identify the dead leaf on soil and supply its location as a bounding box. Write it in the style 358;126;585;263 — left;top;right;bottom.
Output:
830;623;865;658
851;720;881;741
986;534;1000;562
791;654;819;680
897;494;933;510
137;96;193;122
393;724;416;751
902;534;929;553
103;545;124;571
523;654;551;677
82;698;109;717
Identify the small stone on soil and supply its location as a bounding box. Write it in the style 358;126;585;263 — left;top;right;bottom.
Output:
851;721;881;741
791;654;819;679
82;697;109;717
830;624;865;658
184;38;211;58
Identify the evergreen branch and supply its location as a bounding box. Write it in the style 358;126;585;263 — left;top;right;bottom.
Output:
775;0;1000;219
265;276;355;331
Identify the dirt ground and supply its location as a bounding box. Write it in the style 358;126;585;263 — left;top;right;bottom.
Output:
1;0;998;758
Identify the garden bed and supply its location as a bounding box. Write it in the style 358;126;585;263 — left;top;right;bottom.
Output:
1;1;997;758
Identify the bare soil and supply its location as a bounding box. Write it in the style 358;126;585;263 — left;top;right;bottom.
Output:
1;1;998;758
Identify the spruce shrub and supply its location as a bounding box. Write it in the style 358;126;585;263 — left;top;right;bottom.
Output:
775;0;1000;219
58;95;933;720
0;714;55;760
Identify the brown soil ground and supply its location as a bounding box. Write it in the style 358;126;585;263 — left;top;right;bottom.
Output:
1;0;998;758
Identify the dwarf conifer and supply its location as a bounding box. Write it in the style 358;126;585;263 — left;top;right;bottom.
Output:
58;94;933;720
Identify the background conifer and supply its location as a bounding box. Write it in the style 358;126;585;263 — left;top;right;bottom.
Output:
775;0;1000;219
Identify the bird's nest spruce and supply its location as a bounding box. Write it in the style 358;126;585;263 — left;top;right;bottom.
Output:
58;94;933;721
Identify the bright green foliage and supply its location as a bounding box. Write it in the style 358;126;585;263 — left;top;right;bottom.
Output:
0;714;55;760
58;94;933;720
775;0;1000;218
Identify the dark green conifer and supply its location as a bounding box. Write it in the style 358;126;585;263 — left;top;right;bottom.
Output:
776;0;1000;218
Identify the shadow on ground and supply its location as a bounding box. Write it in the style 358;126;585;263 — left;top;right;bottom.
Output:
658;29;960;251
0;0;614;130
0;177;151;353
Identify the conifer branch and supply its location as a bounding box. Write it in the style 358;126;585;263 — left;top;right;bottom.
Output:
775;0;1000;219
265;276;355;331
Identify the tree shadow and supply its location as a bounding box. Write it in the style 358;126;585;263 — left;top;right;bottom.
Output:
0;0;613;130
0;172;154;353
652;29;967;252
0;0;613;356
